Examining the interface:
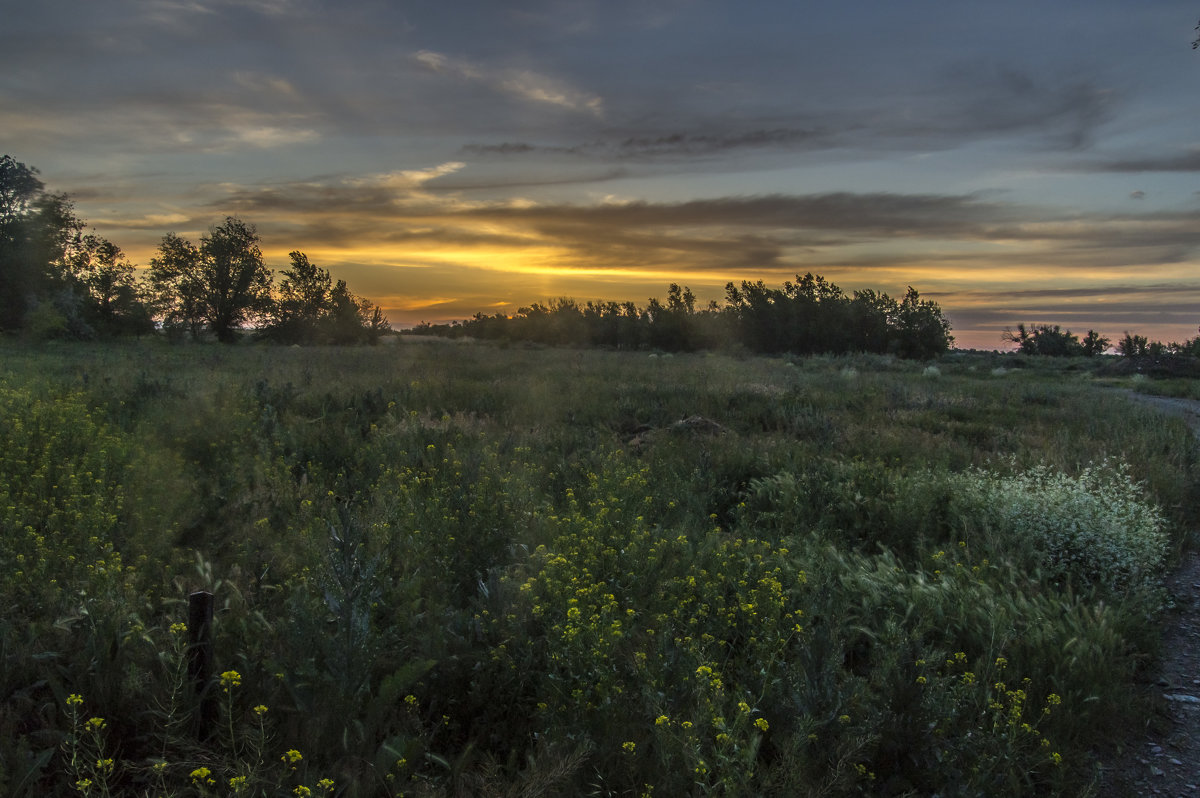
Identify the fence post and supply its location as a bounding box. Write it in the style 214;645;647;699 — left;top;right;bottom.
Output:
187;590;216;740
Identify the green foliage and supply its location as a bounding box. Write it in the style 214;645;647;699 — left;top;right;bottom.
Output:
0;341;1195;796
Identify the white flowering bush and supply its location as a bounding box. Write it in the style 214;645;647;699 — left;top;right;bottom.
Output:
962;460;1167;592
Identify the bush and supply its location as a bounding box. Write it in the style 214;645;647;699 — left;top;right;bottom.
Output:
962;460;1167;593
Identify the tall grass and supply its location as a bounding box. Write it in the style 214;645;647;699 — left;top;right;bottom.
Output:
0;339;1195;795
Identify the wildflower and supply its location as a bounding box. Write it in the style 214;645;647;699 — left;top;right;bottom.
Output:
85;717;106;731
737;701;751;714
622;741;636;753
654;714;669;726
1050;752;1063;766
282;749;303;767
317;778;335;792
754;718;770;732
66;693;84;707
220;670;241;692
169;622;188;635
294;787;312;797
190;766;214;786
916;676;927;685
75;778;93;791
253;704;268;716
838;714;851;725
230;775;248;791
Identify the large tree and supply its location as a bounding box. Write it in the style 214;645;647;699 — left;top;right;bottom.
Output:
148;217;273;342
0;155;83;332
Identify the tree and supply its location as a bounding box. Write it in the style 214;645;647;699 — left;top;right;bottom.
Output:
325;279;391;345
892;287;954;359
148;217;273;342
1002;323;1082;356
262;251;333;344
1117;332;1149;358
0;155;81;332
1080;330;1110;357
66;232;154;336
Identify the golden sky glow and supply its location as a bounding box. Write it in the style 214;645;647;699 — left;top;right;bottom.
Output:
4;1;1199;351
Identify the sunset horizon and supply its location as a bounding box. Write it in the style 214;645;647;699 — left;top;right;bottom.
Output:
6;1;1198;352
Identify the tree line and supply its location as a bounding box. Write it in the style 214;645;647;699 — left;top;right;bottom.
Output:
411;274;955;359
0;155;389;344
1002;322;1200;359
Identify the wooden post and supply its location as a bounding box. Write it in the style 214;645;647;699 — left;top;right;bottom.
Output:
187;590;216;740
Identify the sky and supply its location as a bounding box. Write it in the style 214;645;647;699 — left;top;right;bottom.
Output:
3;0;1199;350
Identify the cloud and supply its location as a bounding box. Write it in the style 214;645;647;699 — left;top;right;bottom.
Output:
1079;150;1200;173
464;128;833;159
414;49;604;116
199;169;1200;280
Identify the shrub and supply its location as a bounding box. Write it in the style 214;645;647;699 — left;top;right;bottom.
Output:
962;460;1167;593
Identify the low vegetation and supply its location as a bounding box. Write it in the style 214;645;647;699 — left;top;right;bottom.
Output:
1;340;1196;796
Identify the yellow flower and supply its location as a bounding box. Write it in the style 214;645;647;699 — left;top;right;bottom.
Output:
754;718;769;732
294;787;312;797
622;741;636;753
282;749;303;766
253;704;268;716
85;717;106;731
66;693;84;707
220;670;242;692
317;778;335;792
169;622;188;635
654;714;669;726
190;766;213;785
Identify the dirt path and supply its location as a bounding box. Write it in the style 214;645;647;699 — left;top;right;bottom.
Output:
1097;391;1200;797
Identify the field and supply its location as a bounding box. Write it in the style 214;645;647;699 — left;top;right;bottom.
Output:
2;339;1197;796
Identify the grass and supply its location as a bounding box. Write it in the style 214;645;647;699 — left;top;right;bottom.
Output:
1;338;1196;796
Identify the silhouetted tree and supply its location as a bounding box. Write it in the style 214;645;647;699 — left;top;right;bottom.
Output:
0;155;79;332
148;217;272;342
261;251;334;344
891;287;954;359
66;232;154;336
1080;330;1110;356
1117;332;1149;358
1002;323;1082;356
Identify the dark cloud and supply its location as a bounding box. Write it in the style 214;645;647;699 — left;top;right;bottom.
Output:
1080;151;1200;173
463;128;836;159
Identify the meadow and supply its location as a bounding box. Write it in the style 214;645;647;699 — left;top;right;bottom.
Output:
1;338;1196;796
